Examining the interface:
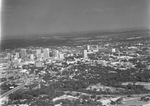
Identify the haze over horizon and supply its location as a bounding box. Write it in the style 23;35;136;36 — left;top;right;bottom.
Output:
2;0;150;39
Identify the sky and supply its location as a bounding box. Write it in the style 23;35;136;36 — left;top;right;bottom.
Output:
2;0;150;38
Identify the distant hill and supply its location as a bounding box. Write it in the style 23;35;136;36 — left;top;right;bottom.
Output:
1;29;150;50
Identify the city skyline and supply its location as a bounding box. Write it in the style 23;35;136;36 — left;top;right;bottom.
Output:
1;0;150;105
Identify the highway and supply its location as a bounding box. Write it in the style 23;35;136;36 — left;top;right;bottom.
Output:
0;83;25;98
0;79;30;99
0;65;73;99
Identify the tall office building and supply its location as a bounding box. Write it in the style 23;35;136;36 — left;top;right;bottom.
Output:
41;53;44;59
36;49;41;58
54;50;59;59
87;45;90;51
13;52;20;60
20;49;26;60
7;53;11;61
30;54;34;60
15;53;20;59
84;50;88;59
59;53;65;60
43;48;49;59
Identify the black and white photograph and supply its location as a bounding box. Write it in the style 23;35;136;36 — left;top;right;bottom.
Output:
1;0;150;106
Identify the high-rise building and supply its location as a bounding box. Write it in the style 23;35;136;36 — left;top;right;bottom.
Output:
87;45;90;51
43;48;49;59
15;53;20;59
59;53;65;60
14;53;20;60
41;53;44;59
54;50;59;59
20;49;26;60
36;49;41;58
30;54;34;60
49;51;53;57
7;53;12;61
84;50;88;59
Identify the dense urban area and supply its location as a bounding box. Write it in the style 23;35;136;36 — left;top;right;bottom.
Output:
1;30;150;106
